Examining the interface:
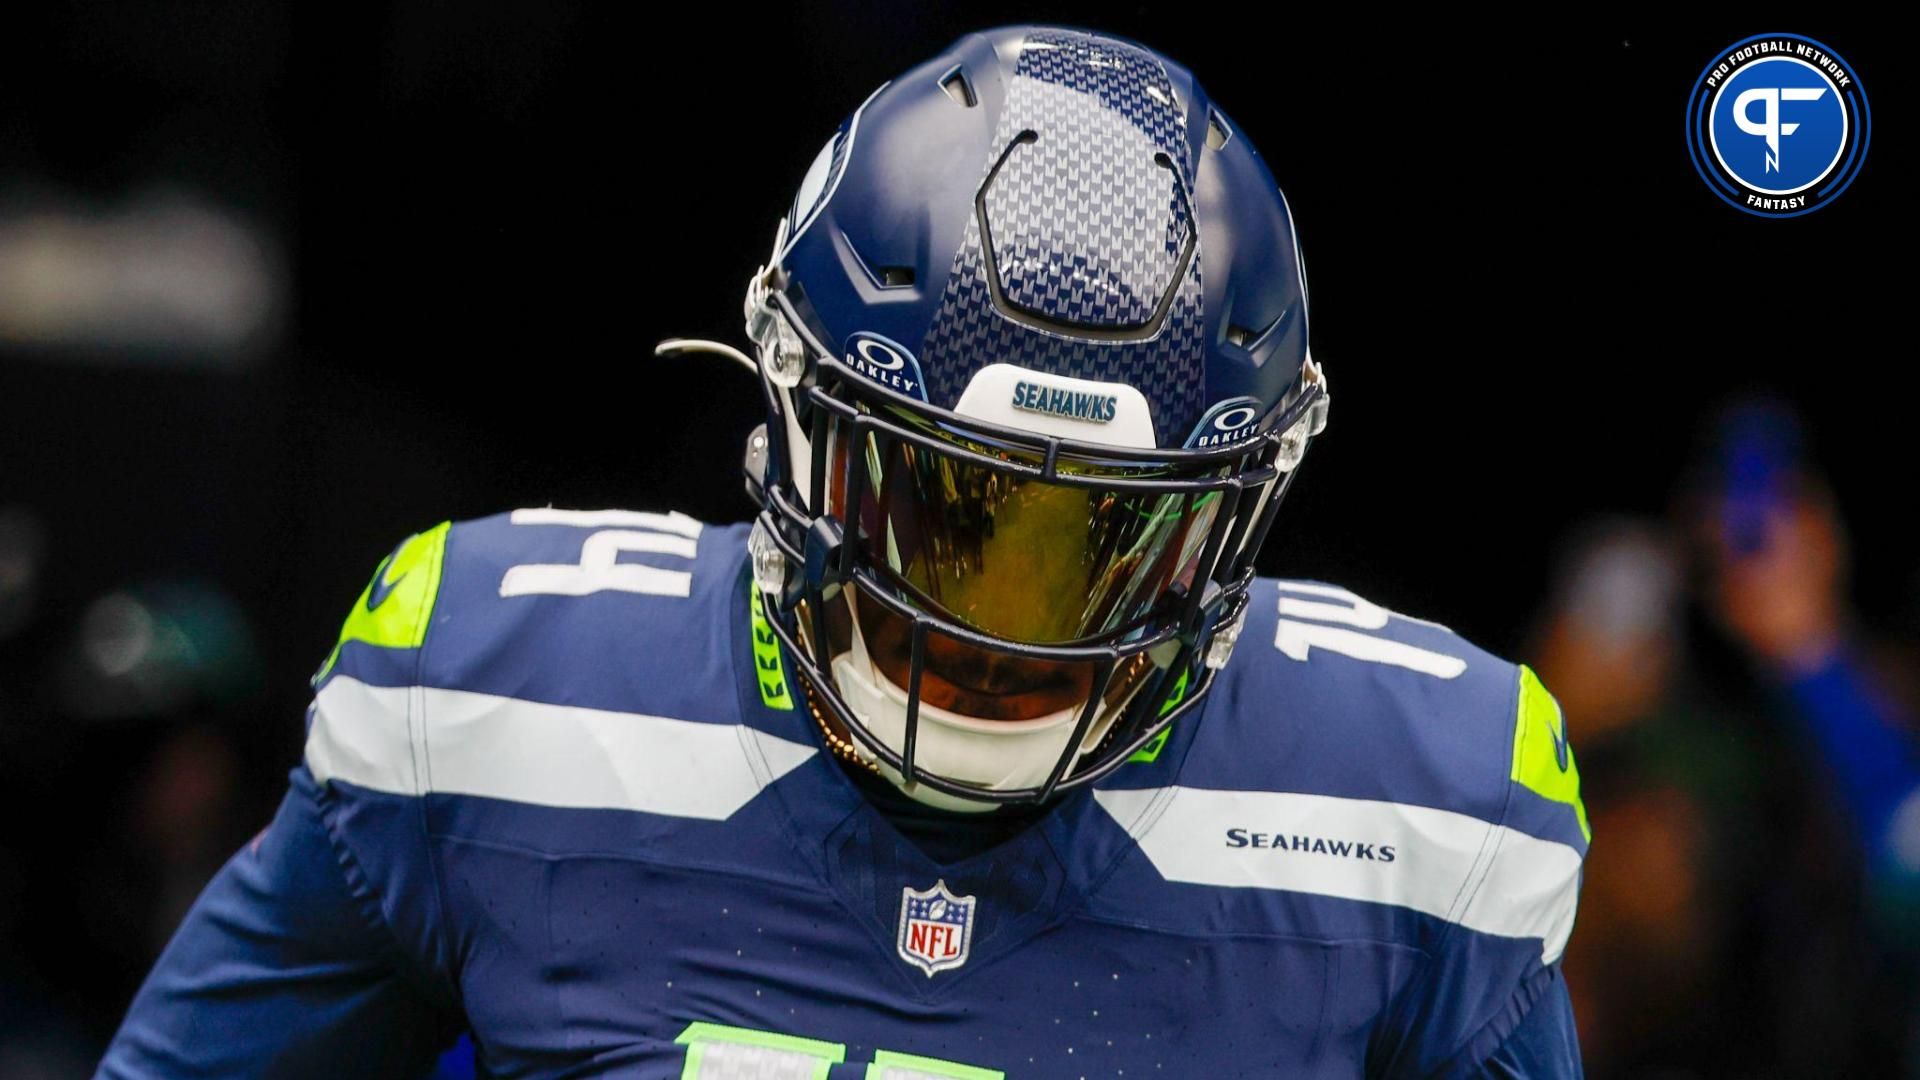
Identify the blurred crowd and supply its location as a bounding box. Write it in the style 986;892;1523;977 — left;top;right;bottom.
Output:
1544;402;1920;1076
0;514;277;1077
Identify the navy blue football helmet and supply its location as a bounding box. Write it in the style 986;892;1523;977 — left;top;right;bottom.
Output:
728;25;1328;808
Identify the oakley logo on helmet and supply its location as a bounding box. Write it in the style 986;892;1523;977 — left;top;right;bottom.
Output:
1011;380;1117;423
843;332;927;400
1185;397;1266;448
1212;406;1258;431
853;338;906;370
1686;34;1869;217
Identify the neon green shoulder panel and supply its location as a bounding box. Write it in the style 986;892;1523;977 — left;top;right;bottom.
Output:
1510;663;1590;842
313;521;451;684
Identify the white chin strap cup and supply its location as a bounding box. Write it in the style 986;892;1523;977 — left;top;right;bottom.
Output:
827;607;1123;810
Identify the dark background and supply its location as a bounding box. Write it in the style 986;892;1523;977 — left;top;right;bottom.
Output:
0;6;1904;1075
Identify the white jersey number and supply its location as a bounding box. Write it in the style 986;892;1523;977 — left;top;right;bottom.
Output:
1273;582;1466;678
498;509;703;599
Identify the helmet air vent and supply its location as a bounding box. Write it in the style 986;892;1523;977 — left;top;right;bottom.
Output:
1206;109;1232;151
939;65;978;108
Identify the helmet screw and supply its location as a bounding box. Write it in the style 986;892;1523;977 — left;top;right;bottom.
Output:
1275;427;1309;472
764;318;806;388
1205;605;1248;670
748;519;789;597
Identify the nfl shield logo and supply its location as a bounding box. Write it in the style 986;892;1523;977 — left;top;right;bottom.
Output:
896;880;976;977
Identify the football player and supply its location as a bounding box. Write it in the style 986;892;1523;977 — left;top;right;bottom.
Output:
100;25;1588;1078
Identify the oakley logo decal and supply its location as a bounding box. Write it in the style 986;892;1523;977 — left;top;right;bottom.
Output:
843;332;926;400
853;338;906;370
1212;405;1258;431
1185;397;1265;447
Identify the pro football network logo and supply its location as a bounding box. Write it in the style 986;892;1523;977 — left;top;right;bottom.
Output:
1686;33;1870;217
896;880;975;977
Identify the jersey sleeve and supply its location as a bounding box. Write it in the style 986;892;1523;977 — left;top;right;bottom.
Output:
96;766;460;1078
1474;964;1583;1079
99;526;464;1077
1374;664;1591;1080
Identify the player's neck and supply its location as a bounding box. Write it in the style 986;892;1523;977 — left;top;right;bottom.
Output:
835;755;1054;866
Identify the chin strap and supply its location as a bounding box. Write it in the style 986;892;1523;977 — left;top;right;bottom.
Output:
795;662;881;773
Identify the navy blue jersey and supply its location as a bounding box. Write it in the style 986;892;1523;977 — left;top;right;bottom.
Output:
100;509;1589;1078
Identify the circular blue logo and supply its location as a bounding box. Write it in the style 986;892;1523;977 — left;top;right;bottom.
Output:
1687;34;1869;217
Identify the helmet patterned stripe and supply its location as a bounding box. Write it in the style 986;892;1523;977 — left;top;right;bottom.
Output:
919;30;1208;446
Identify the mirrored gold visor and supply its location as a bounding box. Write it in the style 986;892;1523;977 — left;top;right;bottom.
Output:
824;410;1228;645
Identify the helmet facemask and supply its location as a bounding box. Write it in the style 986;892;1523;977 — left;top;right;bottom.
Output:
744;274;1326;808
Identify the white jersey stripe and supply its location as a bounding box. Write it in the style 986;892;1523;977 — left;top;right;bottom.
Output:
306;676;816;821
1094;786;1581;963
305;676;421;796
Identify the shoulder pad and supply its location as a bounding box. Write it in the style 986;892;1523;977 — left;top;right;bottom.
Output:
312;521;450;690
303;509;811;824
1178;580;1530;821
1098;578;1587;961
